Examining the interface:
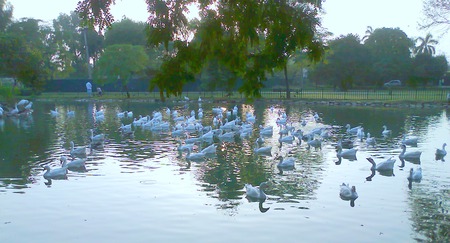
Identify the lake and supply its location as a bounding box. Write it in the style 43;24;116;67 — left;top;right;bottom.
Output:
0;98;449;242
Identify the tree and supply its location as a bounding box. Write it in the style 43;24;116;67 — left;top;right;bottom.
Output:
364;27;413;85
420;0;450;33
414;33;438;55
362;26;373;42
411;53;448;86
310;34;372;90
92;44;149;98
0;0;12;32
52;12;104;79
76;0;325;101
1;18;51;91
103;18;147;47
0;32;48;91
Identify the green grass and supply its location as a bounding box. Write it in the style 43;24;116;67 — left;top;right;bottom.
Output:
8;88;450;103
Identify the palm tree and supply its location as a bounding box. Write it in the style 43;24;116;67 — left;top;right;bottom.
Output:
362;26;373;42
414;33;438;55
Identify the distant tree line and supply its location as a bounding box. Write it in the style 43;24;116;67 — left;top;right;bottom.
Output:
0;0;448;99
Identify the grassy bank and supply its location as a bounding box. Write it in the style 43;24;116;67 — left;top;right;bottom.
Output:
30;89;450;102
5;88;450;103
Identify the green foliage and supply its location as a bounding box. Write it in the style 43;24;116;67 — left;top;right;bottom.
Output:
0;85;19;99
93;44;150;90
0;0;13;32
411;53;448;86
77;0;325;100
310;34;371;90
414;33;438;55
104;18;147;46
0;31;48;92
364;27;413;85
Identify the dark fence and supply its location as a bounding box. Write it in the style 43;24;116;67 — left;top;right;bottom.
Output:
42;79;450;102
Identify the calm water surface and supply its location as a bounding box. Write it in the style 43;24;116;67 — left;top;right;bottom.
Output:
1;99;449;242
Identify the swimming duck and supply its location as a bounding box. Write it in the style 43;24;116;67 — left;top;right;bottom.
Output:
365;133;376;147
254;142;272;155
201;144;217;155
70;141;87;158
399;144;421;161
277;156;295;169
382;125;391;137
436;143;447;157
346;124;361;135
185;149;206;161
402;135;418;146
245;182;269;201
339;183;358;201
366;157;396;171
407;167;422;182
177;140;194;152
90;129;105;145
43;163;68;180
60;155;86;171
336;145;357;159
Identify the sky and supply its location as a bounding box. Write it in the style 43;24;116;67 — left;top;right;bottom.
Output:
8;0;450;57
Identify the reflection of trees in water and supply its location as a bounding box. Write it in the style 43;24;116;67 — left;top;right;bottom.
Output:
409;186;450;241
270;149;324;203
192;102;325;212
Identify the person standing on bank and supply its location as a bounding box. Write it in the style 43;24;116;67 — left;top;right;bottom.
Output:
97;87;102;96
86;81;92;97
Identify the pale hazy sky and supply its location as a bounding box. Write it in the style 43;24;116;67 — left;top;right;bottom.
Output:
8;0;450;57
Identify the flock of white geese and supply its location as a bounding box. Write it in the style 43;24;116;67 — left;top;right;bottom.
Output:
2;97;447;207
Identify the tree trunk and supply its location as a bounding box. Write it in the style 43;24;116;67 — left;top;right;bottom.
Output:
159;89;165;102
284;64;291;99
123;84;130;98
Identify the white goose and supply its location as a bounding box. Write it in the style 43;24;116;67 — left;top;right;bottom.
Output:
382;125;391;137
9;103;19;116
70;141;87;158
279;134;295;144
201;144;217;155
245;182;268;201
399;144;421;161
277;156;295;169
176;140;194;152
407;167;422;182
336;145;357;159
185;149;206;161
60;155;86;171
356;127;365;141
346;124;361;135
436;143;447;157
217;130;235;141
402;135;418;146
43;163;68;180
365;133;376;147
366;157;396;171
256;135;265;144
306;135;322;150
90;129;105;145
50;108;59;116
339;183;358;204
254;142;272;155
